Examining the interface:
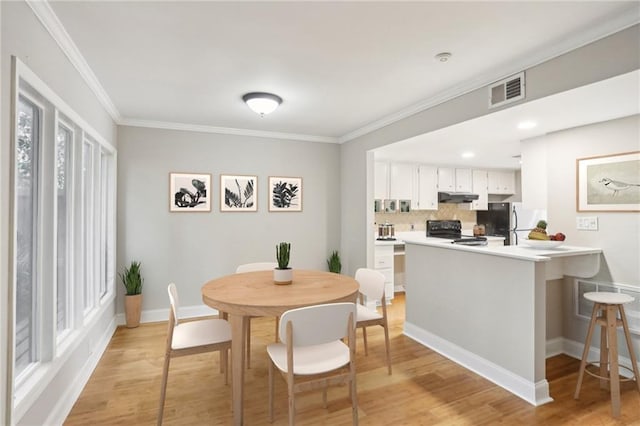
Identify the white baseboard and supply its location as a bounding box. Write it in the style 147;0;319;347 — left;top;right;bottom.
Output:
560;337;636;379
404;321;553;406
115;304;221;326
403;324;639;407
45;317;117;426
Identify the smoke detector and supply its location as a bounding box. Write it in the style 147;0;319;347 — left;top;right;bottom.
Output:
434;52;452;62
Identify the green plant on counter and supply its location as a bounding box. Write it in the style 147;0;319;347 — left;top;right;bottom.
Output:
276;242;291;269
327;250;341;273
120;261;143;295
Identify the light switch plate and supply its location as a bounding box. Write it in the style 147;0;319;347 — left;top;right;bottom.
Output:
576;216;598;230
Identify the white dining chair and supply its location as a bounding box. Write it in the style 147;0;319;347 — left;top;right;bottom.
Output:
157;283;232;426
267;302;358;425
235;262;278;368
355;268;392;375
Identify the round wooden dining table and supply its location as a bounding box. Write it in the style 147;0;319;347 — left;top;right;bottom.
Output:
201;269;359;426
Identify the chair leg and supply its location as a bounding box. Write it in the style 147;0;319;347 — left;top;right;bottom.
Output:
599;320;609;390
246;319;252;369
606;305;621;417
288;375;295;426
575;303;599;399
383;322;392;375
157;352;172;426
275;316;280;342
322;387;328;408
350;378;359;425
619;305;640;393
362;327;369;356
268;360;274;422
221;348;229;385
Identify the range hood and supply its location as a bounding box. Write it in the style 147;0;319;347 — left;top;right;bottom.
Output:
438;191;479;203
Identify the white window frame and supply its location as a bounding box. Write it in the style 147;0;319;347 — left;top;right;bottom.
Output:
10;57;117;420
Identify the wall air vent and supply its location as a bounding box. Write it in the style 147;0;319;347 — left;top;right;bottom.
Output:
489;72;525;109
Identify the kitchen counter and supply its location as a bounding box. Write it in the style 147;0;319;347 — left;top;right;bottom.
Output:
375;231;506;246
402;236;602;406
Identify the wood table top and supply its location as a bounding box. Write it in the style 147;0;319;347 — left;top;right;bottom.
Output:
202;269;359;317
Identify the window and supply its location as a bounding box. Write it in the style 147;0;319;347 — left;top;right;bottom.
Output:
11;60;116;400
56;121;72;337
15;95;40;377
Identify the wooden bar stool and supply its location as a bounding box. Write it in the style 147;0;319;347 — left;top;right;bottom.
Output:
574;292;640;417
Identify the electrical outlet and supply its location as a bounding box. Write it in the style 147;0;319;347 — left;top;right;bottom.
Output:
576;216;598;231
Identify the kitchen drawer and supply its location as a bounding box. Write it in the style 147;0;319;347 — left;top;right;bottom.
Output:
375;256;393;269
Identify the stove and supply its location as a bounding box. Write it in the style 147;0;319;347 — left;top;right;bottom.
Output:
426;220;488;246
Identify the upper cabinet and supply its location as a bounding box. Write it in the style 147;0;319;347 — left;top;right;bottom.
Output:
487;170;516;194
389;163;414;200
437;167;455;192
437;168;472;192
455;168;472;192
470;170;488;210
374;162;389;200
458;169;488;211
416;165;438;210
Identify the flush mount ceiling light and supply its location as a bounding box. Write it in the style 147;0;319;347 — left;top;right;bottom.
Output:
242;92;282;117
461;151;475;158
434;52;452;62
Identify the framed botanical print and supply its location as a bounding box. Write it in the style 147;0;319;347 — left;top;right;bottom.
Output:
220;174;257;212
269;176;302;212
169;172;211;212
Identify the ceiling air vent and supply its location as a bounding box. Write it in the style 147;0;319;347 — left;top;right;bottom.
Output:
488;72;525;108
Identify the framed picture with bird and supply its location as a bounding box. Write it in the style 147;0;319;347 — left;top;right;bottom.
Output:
577;151;640;212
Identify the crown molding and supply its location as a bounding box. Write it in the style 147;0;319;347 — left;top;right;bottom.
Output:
119;118;339;143
26;0;122;122
339;7;640;143
27;0;638;144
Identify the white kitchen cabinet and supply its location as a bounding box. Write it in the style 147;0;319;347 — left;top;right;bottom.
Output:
416;165;438;210
471;169;488;210
437;167;455;192
487;170;516;194
374;161;389;200
374;244;395;304
389;163;414;200
438;167;472;192
455;168;473;192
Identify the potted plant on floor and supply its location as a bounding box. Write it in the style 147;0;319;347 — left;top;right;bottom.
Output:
120;260;143;328
274;242;293;285
327;250;341;273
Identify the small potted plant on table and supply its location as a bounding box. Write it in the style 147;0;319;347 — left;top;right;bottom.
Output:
274;242;292;285
120;260;143;328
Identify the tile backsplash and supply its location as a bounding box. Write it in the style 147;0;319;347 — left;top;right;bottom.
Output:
375;204;477;232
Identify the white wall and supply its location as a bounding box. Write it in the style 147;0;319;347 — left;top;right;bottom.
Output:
116;125;341;313
543;115;640;356
1;2;117;424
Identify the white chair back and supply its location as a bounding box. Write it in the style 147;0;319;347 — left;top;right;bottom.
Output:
167;283;180;325
355;268;385;301
236;262;277;273
279;302;356;347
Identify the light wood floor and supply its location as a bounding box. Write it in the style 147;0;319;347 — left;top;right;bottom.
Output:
65;293;640;425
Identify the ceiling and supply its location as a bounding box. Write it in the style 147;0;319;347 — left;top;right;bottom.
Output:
42;1;639;165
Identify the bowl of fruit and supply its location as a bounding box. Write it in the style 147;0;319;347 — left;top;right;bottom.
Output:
521;220;566;249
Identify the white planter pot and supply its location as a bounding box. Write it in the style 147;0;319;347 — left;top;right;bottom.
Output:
273;268;293;285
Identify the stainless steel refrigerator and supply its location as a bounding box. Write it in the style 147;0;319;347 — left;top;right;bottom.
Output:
476;202;547;245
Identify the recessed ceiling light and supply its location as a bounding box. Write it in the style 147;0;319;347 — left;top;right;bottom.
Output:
517;120;537;130
434;52;452;62
461;151;475;158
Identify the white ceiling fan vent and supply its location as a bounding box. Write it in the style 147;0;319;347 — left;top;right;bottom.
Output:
488;72;525;109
